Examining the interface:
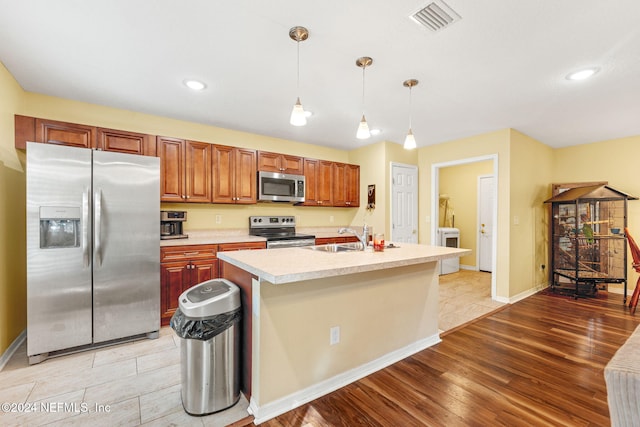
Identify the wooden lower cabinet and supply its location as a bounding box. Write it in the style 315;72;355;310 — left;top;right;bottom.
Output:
159;241;265;326
218;241;266;252
160;245;219;326
315;236;360;245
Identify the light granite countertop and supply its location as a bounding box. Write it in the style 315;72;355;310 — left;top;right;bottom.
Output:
160;229;266;246
217;243;470;285
159;226;356;247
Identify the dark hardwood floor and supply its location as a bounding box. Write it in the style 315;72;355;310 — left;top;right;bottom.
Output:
249;290;640;427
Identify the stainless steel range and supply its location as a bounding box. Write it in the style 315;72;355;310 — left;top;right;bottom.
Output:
249;216;315;249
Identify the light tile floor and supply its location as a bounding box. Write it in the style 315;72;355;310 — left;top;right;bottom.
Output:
0;269;502;426
438;269;505;332
0;328;250;426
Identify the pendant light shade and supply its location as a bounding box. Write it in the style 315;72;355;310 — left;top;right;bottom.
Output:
289;26;309;127
356;114;370;139
403;79;419;150
356;57;373;139
290;97;306;126
404;128;417;150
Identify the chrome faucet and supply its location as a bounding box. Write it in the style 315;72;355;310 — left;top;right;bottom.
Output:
338;224;369;250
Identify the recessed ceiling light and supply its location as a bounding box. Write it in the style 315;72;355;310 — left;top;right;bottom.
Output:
565;68;599;81
370;129;381;136
183;79;206;90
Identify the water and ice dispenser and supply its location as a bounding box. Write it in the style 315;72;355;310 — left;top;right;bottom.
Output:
39;206;81;249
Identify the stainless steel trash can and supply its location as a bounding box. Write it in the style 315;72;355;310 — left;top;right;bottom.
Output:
170;278;241;416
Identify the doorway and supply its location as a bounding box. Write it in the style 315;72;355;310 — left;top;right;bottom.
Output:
431;155;498;300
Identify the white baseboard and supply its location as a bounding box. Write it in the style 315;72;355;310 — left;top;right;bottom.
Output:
505;283;548;304
249;333;442;425
459;264;477;271
0;329;26;372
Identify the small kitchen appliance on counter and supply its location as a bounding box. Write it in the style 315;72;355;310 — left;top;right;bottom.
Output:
249;215;315;248
161;210;188;240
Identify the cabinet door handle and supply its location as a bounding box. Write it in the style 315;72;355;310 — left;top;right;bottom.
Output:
183;251;199;256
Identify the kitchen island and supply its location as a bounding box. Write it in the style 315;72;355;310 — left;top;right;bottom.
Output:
218;243;469;424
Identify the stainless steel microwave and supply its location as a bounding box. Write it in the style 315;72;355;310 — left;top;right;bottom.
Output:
258;171;305;203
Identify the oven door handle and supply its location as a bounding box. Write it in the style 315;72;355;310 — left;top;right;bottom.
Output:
266;239;316;249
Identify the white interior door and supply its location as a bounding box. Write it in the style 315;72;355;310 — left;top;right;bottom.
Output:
391;163;418;243
478;175;494;272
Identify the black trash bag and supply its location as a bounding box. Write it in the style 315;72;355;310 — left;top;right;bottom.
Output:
170;307;241;341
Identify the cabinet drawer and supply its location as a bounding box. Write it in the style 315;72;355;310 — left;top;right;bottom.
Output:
219;241;266;252
160;244;218;262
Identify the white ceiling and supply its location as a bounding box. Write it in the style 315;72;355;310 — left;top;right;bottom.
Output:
1;0;639;151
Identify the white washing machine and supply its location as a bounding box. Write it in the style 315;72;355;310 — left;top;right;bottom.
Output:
438;227;460;274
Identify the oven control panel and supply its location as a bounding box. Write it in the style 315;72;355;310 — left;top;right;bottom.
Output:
249;216;296;229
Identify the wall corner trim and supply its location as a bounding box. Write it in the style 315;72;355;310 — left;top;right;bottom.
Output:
0;329;26;372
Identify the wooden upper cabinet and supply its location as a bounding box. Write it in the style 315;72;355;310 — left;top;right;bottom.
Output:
157;136;185;202
303;158;333;206
212;145;256;204
257;151;304;175
333;163;360;207
97;128;156;156
35;118;97;149
15;115;156;156
185;140;212;203
15;115;35;149
345;164;360;207
158;137;212;203
212;144;235;203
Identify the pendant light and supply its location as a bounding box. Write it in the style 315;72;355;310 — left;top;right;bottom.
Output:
289;26;309;126
356;57;373;139
403;79;419;150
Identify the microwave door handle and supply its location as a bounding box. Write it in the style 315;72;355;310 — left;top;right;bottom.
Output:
82;188;90;267
94;189;102;267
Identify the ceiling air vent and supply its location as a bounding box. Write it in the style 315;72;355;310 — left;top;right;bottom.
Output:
410;1;461;32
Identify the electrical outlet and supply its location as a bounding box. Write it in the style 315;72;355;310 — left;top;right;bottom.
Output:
215;215;222;224
329;215;334;223
330;326;340;345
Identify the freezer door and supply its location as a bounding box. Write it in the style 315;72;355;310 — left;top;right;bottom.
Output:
27;142;93;356
92;150;160;342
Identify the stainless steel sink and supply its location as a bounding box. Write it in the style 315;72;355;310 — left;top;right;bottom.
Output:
305;242;363;252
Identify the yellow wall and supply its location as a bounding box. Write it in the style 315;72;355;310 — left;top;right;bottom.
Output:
553;136;640;286
347;140;419;239
438;160;493;267
256;261;439;404
419;129;512;299
0;62;27;355
509;130;554;295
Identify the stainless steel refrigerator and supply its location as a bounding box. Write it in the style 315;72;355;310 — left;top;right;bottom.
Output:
26;142;160;364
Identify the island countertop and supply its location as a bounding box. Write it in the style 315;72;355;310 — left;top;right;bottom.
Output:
217;243;470;285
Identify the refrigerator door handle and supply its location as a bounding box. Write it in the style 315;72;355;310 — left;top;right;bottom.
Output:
82;188;90;267
94;189;102;266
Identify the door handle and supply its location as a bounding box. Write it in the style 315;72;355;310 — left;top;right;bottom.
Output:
94;189;102;267
82;188;90;267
